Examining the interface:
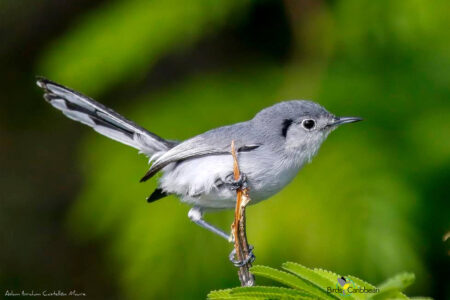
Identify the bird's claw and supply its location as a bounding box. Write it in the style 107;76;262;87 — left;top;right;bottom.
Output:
226;174;248;191
229;245;255;267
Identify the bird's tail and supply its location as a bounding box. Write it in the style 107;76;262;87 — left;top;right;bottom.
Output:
36;77;177;157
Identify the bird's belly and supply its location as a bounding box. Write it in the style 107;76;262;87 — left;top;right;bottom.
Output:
245;157;301;203
159;152;301;210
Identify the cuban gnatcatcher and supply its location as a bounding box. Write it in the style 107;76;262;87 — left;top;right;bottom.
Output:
37;78;361;250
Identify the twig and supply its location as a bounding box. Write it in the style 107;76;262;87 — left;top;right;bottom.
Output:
230;140;255;286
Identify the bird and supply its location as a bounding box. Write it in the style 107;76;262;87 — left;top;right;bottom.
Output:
36;77;361;263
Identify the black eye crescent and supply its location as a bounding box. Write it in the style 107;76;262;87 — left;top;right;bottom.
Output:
281;118;293;137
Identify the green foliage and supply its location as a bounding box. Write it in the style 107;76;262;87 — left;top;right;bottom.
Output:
371;273;415;300
282;262;341;299
209;286;312;300
249;265;326;299
208;262;430;300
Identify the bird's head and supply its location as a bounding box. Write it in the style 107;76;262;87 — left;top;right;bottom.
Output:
253;100;362;164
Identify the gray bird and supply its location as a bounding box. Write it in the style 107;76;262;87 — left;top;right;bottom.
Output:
36;78;361;259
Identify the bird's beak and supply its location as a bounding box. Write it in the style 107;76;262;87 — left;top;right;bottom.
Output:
329;116;363;127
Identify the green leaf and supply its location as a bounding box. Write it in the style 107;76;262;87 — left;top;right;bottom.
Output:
314;269;370;300
210;265;429;300
369;273;415;300
345;275;379;300
313;269;373;300
370;291;409;300
393;292;410;299
313;268;341;284
377;273;415;292
346;275;377;290
208;286;317;299
208;289;234;299
282;262;348;300
250;265;326;299
230;286;314;299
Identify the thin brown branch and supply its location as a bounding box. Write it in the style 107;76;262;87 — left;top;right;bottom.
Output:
230;140;255;286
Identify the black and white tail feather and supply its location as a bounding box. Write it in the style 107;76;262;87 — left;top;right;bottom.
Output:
36;77;177;162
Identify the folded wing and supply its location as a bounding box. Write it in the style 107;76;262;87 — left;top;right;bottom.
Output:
140;124;261;182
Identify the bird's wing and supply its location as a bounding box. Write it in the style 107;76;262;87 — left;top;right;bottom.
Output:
140;126;261;182
36;77;177;156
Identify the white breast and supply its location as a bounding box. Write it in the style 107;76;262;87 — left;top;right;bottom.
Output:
159;149;305;210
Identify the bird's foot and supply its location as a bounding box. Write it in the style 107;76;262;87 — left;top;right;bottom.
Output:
229;245;255;267
226;173;248;191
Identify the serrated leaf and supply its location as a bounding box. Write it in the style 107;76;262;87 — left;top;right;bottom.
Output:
340;275;378;300
346;275;377;290
369;273;415;300
210;263;427;300
250;265;327;299
314;269;370;300
209;296;260;300
282;262;349;300
370;290;409;300
230;286;313;299
377;273;415;292
395;292;410;299
208;289;233;299
313;269;372;300
314;271;376;300
314;268;341;283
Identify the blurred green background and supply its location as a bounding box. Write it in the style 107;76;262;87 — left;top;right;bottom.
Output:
1;0;449;299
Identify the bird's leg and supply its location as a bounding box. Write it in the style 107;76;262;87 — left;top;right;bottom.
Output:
188;207;233;242
225;173;248;191
187;207;254;266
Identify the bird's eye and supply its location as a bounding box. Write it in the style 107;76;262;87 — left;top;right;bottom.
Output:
302;119;315;130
